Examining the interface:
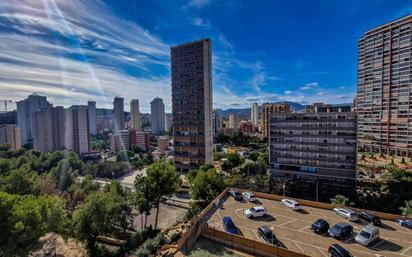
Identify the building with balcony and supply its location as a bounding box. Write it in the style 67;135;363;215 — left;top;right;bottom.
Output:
171;39;213;171
357;14;412;157
262;102;291;138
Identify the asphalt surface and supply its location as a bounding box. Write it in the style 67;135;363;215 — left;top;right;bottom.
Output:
206;195;412;257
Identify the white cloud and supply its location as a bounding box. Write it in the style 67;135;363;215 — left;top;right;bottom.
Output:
299;82;319;90
190;17;211;28
284;90;292;95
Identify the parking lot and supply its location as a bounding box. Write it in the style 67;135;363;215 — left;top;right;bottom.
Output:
206;194;412;257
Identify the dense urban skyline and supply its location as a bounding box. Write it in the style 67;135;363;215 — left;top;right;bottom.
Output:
1;1;412;112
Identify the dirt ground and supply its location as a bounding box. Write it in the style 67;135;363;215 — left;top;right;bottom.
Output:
30;233;87;257
133;202;188;230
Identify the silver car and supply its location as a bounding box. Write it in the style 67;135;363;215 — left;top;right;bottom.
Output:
355;225;379;246
333;208;359;222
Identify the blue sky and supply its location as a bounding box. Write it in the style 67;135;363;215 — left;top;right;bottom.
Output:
0;0;411;112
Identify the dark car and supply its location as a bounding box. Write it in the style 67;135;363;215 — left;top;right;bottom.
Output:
359;211;381;226
311;219;330;234
222;216;238;234
328;244;353;257
229;189;242;201
257;226;280;246
397;219;412;229
328;223;353;239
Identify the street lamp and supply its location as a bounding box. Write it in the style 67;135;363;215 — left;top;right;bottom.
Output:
282;184;286;197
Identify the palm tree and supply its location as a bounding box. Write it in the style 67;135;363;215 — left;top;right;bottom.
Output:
330;195;354;206
400;200;412;217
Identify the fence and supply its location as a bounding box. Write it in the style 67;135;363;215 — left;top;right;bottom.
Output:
202;225;310;257
176;188;229;253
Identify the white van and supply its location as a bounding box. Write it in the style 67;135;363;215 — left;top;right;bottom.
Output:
281;199;302;211
355;225;379;246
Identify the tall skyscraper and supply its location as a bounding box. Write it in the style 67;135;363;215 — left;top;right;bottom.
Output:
113;96;125;131
16;93;51;144
65;105;90;154
251;102;259;126
165;113;172;132
228;113;240;129
32;107;65;152
0;124;21;150
269;103;357;200
130;99;142;131
212;110;222;136
171;39;213;171
262;103;291;138
87;100;97;135
150;97;165;134
357;15;412;157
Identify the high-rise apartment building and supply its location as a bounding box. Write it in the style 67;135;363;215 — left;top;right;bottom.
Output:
165;113;172;132
88;100;97;135
130;99;142;131
0;124;21;150
269;103;357;200
16;93;51;144
228;113;240;129
357;15;412;157
65;105;90;154
32;107;65;152
110;129;150;152
251;102;259;126
0;111;17;125
150;97;165;134
212;110;222;136
262;103;291;138
171;39;213;171
113;97;125;131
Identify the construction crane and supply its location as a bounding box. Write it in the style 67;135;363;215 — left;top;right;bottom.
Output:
0;100;13;112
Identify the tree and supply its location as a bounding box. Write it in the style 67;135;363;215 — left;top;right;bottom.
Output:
249;151;259;162
227;152;242;167
132;175;152;230
400;200;412;216
143;160;181;229
0;192;67;256
189;165;225;207
72;191;132;255
1;167;36;195
331;195;353;206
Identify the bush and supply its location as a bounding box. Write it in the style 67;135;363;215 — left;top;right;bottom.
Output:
133;234;164;257
116;227;159;256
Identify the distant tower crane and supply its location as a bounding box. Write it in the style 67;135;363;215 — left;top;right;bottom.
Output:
0;100;13;112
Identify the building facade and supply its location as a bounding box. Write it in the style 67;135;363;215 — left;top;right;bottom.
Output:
130;99;142;131
357;14;412;157
88;100;97;135
165;113;172;132
0;124;21;150
228;113;240;130
251;102;259;126
0;111;17;125
171;39;213;171
269;104;357;200
158;136;169;152
110;129;150;152
113;97;125;131
150;97;165;134
212;109;222;136
262;103;291;138
16;93;51;144
32;107;65;152
65;105;90;154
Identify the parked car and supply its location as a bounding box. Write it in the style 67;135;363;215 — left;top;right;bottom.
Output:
333;208;359;222
281;199;302;211
244;206;267;218
328;244;353;257
242;191;257;202
257;226;280;246
311;219;330;234
328;223;353;239
229;189;242;201
355;225;380;246
359;211;381;226
222;216;238;234
397;219;412;229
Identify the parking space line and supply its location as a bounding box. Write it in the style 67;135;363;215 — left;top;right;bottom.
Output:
277;218;297;227
299;225;311;231
401;245;412;255
293;241;305;254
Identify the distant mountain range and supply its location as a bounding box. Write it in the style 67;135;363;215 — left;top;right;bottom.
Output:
215;101;306;118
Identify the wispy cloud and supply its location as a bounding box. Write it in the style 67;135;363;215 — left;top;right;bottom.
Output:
190;17;211;28
0;0;172;112
299;82;319;90
183;0;212;9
